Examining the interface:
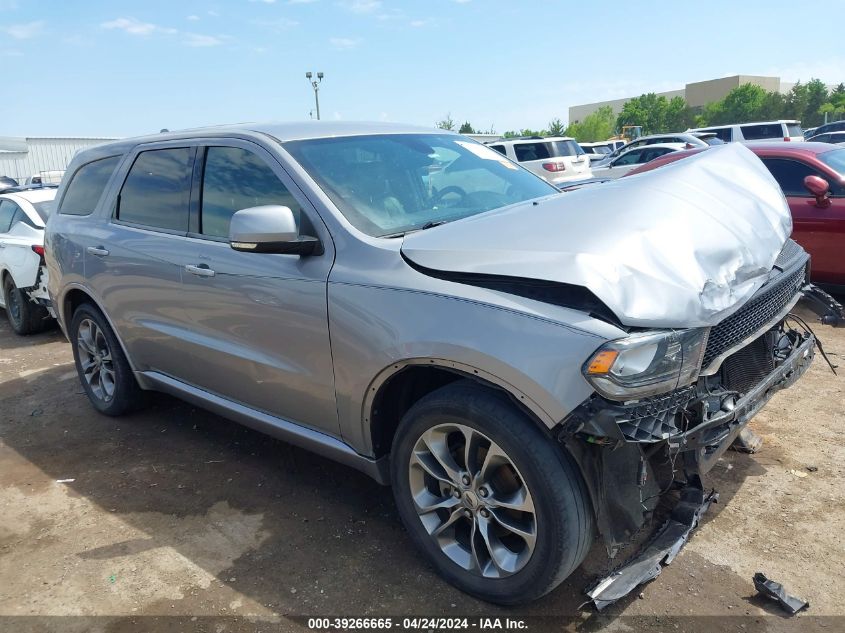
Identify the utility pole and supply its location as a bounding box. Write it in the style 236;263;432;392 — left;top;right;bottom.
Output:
305;71;324;120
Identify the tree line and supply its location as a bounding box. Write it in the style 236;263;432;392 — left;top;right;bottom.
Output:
437;79;845;143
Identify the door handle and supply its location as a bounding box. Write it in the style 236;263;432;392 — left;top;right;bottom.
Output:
87;246;110;257
185;263;216;278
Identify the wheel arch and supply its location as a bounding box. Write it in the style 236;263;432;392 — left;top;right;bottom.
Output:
364;359;557;460
60;285;139;373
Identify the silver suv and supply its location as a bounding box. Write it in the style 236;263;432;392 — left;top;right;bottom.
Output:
45;123;837;605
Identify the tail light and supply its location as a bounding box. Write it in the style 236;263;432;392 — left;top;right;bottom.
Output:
542;162;566;172
31;245;45;262
784;137;791;142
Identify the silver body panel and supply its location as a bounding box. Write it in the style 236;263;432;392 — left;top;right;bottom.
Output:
44;122;792;479
402;143;792;328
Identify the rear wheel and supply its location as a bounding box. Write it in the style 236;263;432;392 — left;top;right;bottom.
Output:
390;381;593;605
69;303;144;416
2;274;48;335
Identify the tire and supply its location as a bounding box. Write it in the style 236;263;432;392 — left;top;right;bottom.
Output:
69;302;145;416
390;381;593;605
2;274;49;335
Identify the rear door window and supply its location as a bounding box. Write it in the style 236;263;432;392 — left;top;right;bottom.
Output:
117;148;193;232
613;149;645;166
200;146;300;239
740;123;784;140
489;145;507;156
59;155;121;216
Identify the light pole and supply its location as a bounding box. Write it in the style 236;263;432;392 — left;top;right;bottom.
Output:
305;71;324;120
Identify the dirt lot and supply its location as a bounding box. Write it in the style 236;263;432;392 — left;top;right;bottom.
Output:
1;305;843;633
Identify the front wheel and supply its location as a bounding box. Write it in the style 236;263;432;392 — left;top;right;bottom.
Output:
69;303;145;416
390;381;593;605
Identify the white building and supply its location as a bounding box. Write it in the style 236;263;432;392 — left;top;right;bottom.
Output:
0;136;117;184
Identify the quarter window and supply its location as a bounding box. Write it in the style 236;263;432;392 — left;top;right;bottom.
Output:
0;200;18;232
514;143;552;162
200;146;300;239
117;148;193;232
489;145;507;156
740;123;784;140
59;155;121;216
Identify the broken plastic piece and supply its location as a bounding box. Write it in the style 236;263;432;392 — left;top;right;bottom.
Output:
730;427;763;454
753;572;809;615
584;487;718;610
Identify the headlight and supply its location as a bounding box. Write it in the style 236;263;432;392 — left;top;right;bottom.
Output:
583;329;709;400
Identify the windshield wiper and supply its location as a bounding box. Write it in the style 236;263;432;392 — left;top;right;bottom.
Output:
420;220;448;230
380;220;450;239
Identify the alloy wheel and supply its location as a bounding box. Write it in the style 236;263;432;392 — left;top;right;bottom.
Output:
408;423;537;578
76;318;116;402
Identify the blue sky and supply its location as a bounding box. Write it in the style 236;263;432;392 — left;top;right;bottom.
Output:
2;0;844;137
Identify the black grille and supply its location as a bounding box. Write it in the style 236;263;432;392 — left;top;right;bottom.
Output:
703;264;805;368
721;332;776;394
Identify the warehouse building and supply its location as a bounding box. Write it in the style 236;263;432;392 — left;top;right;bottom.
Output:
568;75;797;123
0;136;116;185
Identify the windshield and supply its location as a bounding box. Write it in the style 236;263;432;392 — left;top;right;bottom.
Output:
285;134;558;237
817;149;845;176
32;201;52;223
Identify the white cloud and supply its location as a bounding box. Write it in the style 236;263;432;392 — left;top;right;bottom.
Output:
250;17;299;31
330;37;360;50
187;14;200;21
102;17;228;48
342;0;380;14
101;17;159;36
249;0;277;3
208;10;220;17
183;33;224;47
409;19;431;27
1;20;45;39
453;0;471;3
288;0;318;3
1;48;24;57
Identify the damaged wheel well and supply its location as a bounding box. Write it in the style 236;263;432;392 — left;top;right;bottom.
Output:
368;365;554;459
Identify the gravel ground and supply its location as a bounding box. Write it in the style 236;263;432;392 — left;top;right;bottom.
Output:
0;304;843;633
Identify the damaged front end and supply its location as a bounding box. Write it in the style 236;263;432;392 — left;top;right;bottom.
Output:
560;241;833;558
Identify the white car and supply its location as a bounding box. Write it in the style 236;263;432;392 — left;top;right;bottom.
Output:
594;133;708;167
487;136;593;184
687;120;804;143
589;143;686;179
0;188;56;334
579;142;614;163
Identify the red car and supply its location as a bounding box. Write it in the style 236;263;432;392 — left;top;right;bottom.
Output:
627;142;845;285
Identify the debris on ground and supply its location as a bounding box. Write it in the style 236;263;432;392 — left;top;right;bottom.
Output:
584;487;718;610
753;572;809;615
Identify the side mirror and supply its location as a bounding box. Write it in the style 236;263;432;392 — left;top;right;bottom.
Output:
229;205;323;256
804;175;831;208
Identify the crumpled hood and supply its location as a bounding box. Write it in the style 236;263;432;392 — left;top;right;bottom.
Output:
401;143;792;328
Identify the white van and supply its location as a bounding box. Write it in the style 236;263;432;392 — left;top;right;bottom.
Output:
487;137;593;184
687;120;804;143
